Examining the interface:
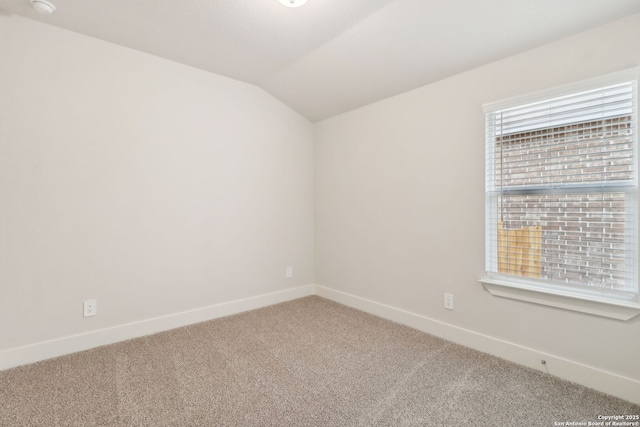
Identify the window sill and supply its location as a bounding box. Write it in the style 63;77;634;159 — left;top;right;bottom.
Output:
479;277;640;321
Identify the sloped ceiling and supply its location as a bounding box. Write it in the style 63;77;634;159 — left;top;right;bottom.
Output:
1;0;639;122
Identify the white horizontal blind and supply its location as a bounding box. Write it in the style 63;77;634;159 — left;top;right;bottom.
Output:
485;78;638;299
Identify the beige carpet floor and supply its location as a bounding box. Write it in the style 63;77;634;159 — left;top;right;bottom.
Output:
1;296;638;426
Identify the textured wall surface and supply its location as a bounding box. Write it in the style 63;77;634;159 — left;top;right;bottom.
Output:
0;15;314;352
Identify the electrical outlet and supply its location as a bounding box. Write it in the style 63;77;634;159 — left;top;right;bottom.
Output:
286;266;293;279
84;299;97;317
444;293;454;310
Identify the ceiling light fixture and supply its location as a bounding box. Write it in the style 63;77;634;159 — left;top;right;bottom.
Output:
31;0;56;15
278;0;308;8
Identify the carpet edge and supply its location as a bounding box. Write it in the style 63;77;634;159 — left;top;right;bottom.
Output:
0;284;315;371
315;285;640;406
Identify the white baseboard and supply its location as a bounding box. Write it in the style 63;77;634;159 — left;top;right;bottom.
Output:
0;284;314;371
315;285;640;406
3;283;638;406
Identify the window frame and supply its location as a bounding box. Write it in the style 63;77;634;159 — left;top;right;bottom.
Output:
480;69;640;320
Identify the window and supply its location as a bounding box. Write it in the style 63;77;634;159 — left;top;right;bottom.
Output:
481;70;640;319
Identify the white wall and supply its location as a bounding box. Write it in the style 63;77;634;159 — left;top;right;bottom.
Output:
315;12;640;390
0;15;314;354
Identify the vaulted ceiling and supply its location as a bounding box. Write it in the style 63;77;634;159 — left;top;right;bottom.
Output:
1;0;639;121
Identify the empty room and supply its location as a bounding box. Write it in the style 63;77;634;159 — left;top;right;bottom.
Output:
1;0;640;425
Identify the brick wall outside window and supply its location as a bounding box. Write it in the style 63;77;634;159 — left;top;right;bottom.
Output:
495;116;632;290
